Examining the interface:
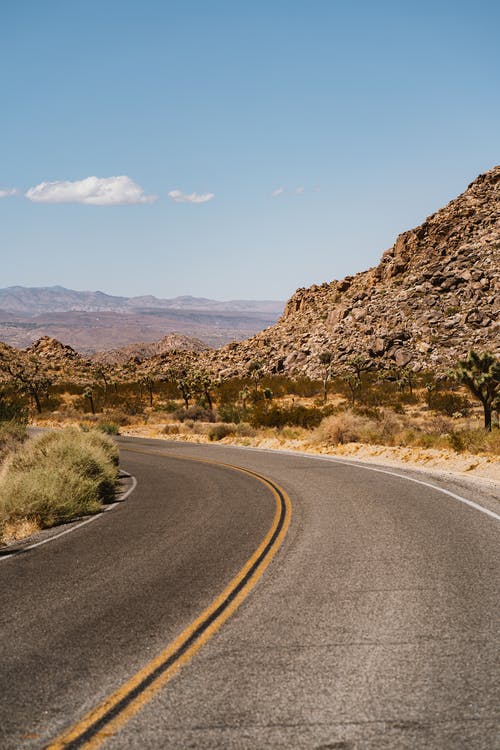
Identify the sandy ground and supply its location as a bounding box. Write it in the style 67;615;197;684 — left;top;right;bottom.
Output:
121;423;500;489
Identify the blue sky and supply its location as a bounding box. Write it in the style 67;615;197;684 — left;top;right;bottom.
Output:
1;0;498;300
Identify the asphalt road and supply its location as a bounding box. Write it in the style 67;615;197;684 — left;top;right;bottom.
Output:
1;436;499;749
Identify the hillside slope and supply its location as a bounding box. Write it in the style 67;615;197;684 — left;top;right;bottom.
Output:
206;167;499;377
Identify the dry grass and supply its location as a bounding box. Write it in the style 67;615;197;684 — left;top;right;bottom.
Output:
0;427;119;543
0;421;27;462
1;517;41;543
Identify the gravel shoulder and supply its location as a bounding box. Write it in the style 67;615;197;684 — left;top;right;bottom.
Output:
121;425;500;513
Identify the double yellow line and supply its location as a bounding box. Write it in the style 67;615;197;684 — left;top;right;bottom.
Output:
46;451;292;750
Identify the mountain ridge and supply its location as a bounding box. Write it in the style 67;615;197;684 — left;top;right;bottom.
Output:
0;286;283;315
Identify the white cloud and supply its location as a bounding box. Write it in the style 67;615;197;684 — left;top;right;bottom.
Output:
271;187;284;197
0;187;19;198
168;189;215;204
295;186;305;195
25;176;157;205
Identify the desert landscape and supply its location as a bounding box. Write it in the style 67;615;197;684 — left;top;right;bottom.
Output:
1;167;498;536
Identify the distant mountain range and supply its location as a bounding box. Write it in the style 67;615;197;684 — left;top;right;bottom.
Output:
0;286;283;316
0;286;284;353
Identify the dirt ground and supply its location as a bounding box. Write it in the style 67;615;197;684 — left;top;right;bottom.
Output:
121;423;500;487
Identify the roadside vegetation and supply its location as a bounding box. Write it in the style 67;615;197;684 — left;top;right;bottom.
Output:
0;349;498;478
0;427;119;544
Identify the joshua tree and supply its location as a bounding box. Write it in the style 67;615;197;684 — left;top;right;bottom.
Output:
83;385;96;415
248;361;264;396
191;368;215;411
454;350;499;431
167;366;192;409
319;351;333;403
93;366;110;404
140;374;155;407
341;355;370;406
239;387;251;412
343;373;361;407
396;366;414;397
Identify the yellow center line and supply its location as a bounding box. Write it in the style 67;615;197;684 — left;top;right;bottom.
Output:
46;449;292;750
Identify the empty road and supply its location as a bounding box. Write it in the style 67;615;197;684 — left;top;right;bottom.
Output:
1;436;498;749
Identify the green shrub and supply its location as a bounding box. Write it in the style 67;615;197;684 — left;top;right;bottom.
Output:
156;400;178;413
97;421;120;435
429;391;470;417
173;405;215;422
446;428;500;455
251;404;325;429
448;431;466;452
208;423;237;441
217;403;244;424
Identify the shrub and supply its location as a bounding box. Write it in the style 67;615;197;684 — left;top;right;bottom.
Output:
0;428;120;541
97;421;120;435
173;405;215;422
208;423;237;441
235;422;256;437
83;429;120;466
374;408;403;445
156;400;178;413
446;428;500;455
429;391;470;417
448;431;466;452
316;410;376;445
0;394;28;422
252;404;325;429
0;421;27;462
0;466;102;528
104;410;133;426
217;403;244;424
162;424;180;435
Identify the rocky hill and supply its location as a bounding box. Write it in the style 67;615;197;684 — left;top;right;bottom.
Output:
91;333;209;365
1;168;498;386
205;166;499;378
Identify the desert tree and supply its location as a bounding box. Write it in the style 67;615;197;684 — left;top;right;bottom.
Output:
342;355;370;406
319;351;333;404
138;363;162;408
83;384;96;415
248;361;264;397
395;366;415;397
191;368;216;411
167;366;193;409
239;387;251;412
343;373;361;407
454;350;499;431
92;365;110;404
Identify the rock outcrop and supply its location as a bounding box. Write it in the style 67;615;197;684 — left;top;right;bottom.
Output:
91;333;209;366
203;166;499;377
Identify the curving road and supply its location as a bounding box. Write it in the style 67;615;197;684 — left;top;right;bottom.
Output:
0;436;499;749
